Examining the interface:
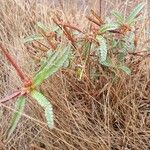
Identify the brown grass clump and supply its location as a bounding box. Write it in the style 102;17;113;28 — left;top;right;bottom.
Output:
0;0;150;150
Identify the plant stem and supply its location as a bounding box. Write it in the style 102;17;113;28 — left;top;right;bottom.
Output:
0;43;26;82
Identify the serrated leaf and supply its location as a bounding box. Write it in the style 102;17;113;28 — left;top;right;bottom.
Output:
40;50;55;70
112;11;125;25
63;59;70;68
37;22;49;31
118;65;131;75
105;17;112;24
101;58;131;75
51;26;60;32
117;52;126;62
100;57;113;67
122;32;135;53
31;90;50;107
7;96;26;139
38;50;59;73
96;35;108;62
112;39;119;49
47;50;54;58
31;90;54;128
45;106;54;128
126;2;145;25
99;23;118;33
82;42;91;58
24;34;44;43
33;46;70;87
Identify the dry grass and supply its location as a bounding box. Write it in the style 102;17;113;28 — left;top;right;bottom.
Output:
0;0;150;149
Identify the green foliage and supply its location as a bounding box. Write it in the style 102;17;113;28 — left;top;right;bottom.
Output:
122;32;135;53
31;90;54;128
112;11;125;25
101;58;114;67
7;96;26;139
33;46;71;87
96;35;108;62
117;52;126;62
99;23;118;34
37;22;49;32
118;65;131;75
101;58;131;75
24;34;44;43
45;106;54;128
113;2;145;26
1;2;145;139
126;2;145;25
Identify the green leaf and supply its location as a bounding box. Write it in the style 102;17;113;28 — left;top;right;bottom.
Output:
96;35;108;62
112;11;125;25
51;26;60;32
105;17;112;24
117;52;126;62
38;50;59;73
118;65;131;75
33;46;70;87
100;57;114;67
37;22;49;31
45;105;54;128
122;32;135;53
24;34;44;43
82;42;90;57
31;90;50;108
100;58;131;75
112;39;119;49
40;50;55;70
7;96;26;139
99;23;118;33
63;59;70;68
126;2;145;25
31;90;54;128
47;50;54;58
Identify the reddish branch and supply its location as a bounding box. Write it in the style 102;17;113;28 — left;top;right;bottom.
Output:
86;16;102;26
91;10;104;25
53;18;83;33
86;10;104;27
53;18;77;49
59;23;83;33
38;30;57;50
0;43;27;81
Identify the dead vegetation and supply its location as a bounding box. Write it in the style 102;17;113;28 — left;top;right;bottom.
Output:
0;0;150;150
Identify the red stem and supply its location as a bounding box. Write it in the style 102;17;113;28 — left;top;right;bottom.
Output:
91;10;104;24
0;91;21;103
86;16;101;26
53;18;77;49
0;43;26;82
59;23;83;33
